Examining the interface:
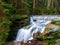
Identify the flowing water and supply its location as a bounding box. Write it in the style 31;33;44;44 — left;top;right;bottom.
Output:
14;15;60;45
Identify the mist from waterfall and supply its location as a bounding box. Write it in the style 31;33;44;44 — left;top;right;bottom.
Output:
14;15;60;45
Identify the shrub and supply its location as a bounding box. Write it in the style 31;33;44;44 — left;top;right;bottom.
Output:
0;19;11;45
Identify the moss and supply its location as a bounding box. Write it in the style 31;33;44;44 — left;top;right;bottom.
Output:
51;19;60;25
38;28;60;45
14;14;28;20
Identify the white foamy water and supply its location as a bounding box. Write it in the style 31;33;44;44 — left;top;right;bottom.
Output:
14;15;60;45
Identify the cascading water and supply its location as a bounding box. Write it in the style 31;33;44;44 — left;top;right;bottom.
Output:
14;15;60;45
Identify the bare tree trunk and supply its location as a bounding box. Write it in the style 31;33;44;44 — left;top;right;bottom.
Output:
21;0;24;8
55;0;59;8
44;0;47;6
13;0;17;8
33;0;36;14
51;0;54;8
55;0;59;14
47;0;51;9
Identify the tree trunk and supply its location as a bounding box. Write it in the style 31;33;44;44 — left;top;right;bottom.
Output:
47;0;51;9
55;0;59;14
51;0;54;8
33;0;36;14
13;0;17;8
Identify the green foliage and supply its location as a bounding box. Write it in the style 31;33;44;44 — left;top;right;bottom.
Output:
46;35;56;39
0;0;60;45
0;1;29;45
38;35;46;40
51;19;60;25
0;0;16;20
38;29;60;45
24;1;32;15
14;14;28;19
47;8;56;14
0;0;14;45
0;29;9;45
0;19;11;45
35;7;56;14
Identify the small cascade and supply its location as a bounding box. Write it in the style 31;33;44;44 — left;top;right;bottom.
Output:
14;15;60;45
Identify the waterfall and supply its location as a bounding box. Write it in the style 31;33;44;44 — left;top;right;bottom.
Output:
14;15;60;45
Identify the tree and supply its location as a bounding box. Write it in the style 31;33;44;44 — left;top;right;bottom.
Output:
47;0;51;9
33;0;36;14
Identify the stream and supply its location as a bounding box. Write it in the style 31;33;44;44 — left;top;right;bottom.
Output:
14;15;60;45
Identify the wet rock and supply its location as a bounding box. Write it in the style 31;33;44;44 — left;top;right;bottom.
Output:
56;42;60;45
7;41;14;45
56;39;60;45
33;31;41;38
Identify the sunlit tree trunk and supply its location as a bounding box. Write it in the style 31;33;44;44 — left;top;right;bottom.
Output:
47;0;51;9
54;0;59;14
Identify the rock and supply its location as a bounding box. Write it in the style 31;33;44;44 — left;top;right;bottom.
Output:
7;41;14;45
33;31;41;38
43;23;59;34
56;42;60;45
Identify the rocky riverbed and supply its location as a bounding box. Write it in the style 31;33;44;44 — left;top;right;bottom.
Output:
7;16;60;45
7;21;60;45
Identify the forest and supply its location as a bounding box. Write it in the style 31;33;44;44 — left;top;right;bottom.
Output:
0;0;60;45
